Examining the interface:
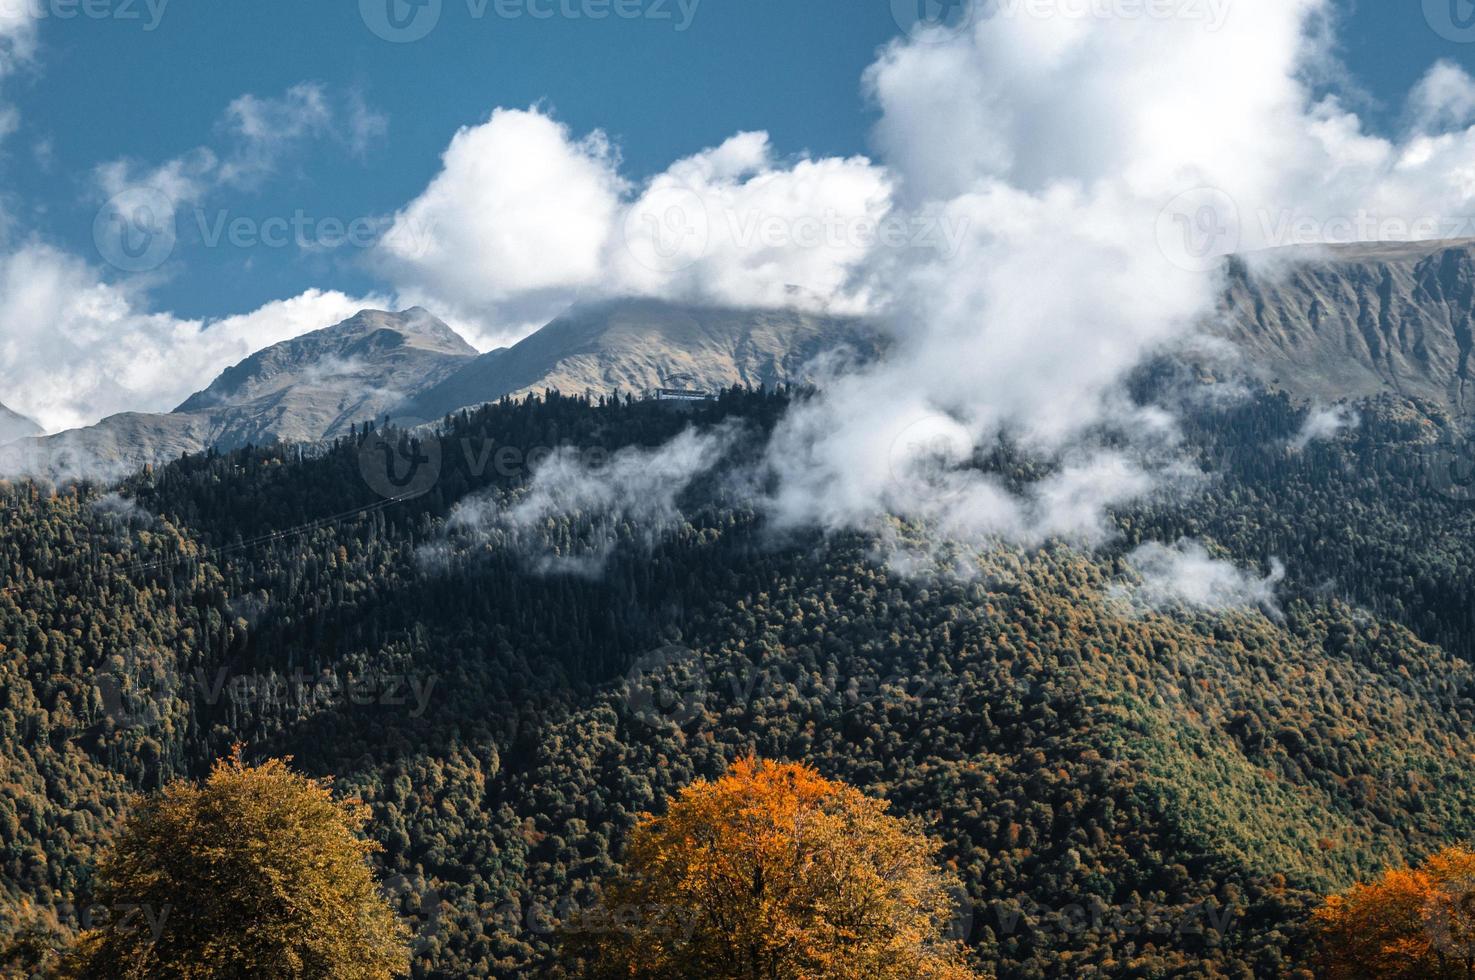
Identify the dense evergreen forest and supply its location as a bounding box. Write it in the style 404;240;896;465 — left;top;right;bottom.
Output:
3;381;1475;977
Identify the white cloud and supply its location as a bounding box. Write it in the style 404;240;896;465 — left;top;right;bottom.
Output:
373;3;1475;553
1291;403;1359;450
377;108;627;344
345;89;390;159
610;133;893;316
1408;61;1475;135
0;0;38;143
216;83;335;188
94;83;388;232
378;109;893;347
755;0;1475;548
1122;539;1284;614
0;243;379;432
435;423;738;576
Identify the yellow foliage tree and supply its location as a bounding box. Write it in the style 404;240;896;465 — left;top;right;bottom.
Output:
57;750;409;979
566;756;987;979
1314;845;1475;979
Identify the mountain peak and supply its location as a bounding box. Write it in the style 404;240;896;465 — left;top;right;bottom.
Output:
326;308;475;357
0;402;40;446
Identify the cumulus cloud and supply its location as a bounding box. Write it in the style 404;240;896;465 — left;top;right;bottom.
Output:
385;0;1475;564
12;0;1475;567
0;243;379;432
216;83;336;188
1121;539;1284;614
753;0;1475;550
377;108;894;347
610;132;895;316
1408;61;1475;135
377;108;627;344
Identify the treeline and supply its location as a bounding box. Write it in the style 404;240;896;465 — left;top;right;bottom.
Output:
0;384;1474;976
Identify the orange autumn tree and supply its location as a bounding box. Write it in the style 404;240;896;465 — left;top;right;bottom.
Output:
566;757;987;979
1314;845;1475;979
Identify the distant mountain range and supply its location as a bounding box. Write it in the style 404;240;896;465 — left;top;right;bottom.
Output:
2;300;880;479
10;239;1475;481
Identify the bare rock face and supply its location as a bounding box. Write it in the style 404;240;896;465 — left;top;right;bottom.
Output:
407;298;885;421
1216;239;1475;415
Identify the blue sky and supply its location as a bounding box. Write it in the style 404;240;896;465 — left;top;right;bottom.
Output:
9;0;1475;436
3;0;1468;321
7;0;903;317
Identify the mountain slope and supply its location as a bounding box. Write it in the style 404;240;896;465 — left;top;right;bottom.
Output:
8;389;1475;976
0;403;40;446
409;298;884;420
1217;239;1475;415
9;309;476;478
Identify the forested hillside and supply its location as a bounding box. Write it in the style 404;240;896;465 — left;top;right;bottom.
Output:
2;384;1474;977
